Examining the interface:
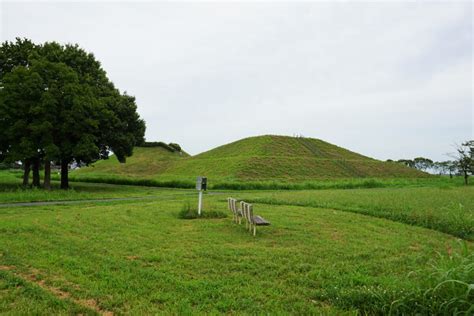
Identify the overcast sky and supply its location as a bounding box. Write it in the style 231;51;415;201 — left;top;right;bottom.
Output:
1;1;472;161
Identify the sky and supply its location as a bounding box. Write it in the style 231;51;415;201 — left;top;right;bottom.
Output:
1;1;472;161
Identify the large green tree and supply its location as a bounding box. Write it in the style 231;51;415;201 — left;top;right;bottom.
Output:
37;42;146;189
0;39;146;189
1;65;45;187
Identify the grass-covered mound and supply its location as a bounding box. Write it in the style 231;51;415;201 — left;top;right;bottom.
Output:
71;135;427;188
73;146;188;179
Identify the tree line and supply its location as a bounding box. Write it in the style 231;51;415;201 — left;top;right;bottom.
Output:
391;141;473;185
0;38;146;189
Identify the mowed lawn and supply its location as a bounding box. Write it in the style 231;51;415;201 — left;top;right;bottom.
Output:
0;189;472;314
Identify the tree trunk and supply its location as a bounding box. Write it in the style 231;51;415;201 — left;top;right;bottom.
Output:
44;160;51;190
22;159;31;186
464;172;469;185
32;158;40;187
60;159;69;190
449;172;453;179
22;160;31;186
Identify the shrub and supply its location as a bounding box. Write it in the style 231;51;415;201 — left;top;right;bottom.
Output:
168;143;182;152
178;202;227;219
140;141;182;153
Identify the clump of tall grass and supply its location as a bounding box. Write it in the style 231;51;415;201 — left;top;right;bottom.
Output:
388;243;474;315
65;174;467;191
212;178;387;190
64;175;196;189
64;176;392;191
177;201;227;219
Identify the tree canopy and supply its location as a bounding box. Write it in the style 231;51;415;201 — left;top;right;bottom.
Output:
454;140;473;185
0;38;146;189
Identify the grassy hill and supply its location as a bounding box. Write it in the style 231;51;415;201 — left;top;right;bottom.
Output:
74;146;188;179
72;135;427;188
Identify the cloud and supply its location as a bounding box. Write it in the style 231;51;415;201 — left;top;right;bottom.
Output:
1;1;472;161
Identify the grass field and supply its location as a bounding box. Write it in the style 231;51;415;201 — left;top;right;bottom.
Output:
0;193;472;314
0;170;192;203
0;171;473;314
239;186;474;240
71;136;427;188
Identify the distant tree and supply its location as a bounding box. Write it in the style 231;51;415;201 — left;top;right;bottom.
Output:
433;161;444;175
397;159;415;168
432;161;442;175
434;160;457;178
447;160;458;179
141;141;182;153
470;141;474;171
168;143;182;152
413;157;433;171
453;141;473;185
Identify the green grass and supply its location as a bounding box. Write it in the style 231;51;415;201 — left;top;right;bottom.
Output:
72;135;427;186
1;168;472;313
74;146;187;178
238;186;474;240
0;169;193;203
0;191;472;314
66;173;464;191
0;270;94;315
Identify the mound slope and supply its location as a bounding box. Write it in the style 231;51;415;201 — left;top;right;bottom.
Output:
74;135;426;182
74;146;187;179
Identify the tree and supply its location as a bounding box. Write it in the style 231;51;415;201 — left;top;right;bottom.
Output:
36;42;145;189
413;157;433;171
433;161;457;178
470;141;474;171
0;65;45;187
1;39;146;189
447;160;458;179
397;159;415;168
454;141;473;185
0;38;38;186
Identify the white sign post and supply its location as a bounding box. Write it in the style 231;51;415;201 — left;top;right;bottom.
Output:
196;176;207;216
198;190;203;215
